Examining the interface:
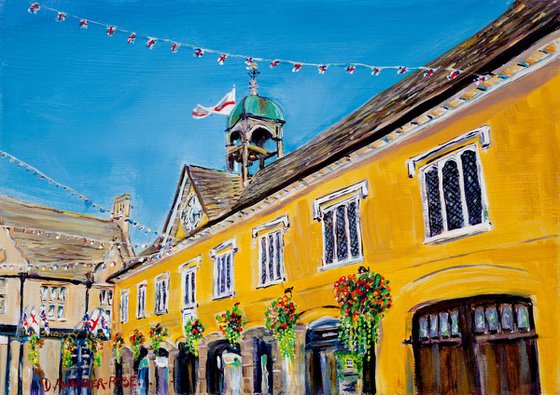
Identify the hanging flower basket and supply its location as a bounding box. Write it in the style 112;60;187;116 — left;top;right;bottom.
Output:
265;287;301;360
28;333;44;370
129;329;146;360
62;336;76;368
149;323;168;354
216;302;245;346
183;318;205;356
333;266;392;359
85;337;103;368
112;332;125;363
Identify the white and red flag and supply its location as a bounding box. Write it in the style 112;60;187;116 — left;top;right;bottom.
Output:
192;87;236;119
29;307;41;335
56;12;67;22
127;33;136;44
217;54;228;65
107;26;116;37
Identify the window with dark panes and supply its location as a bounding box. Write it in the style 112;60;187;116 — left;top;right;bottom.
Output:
214;251;234;298
155;276;169;315
183;267;197;307
259;230;284;286
320;198;363;266
421;146;487;240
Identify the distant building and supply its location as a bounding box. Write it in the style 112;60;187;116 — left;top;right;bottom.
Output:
0;193;133;394
109;1;560;394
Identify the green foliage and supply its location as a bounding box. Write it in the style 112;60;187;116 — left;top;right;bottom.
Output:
183;318;205;356
216;303;245;346
265;288;301;360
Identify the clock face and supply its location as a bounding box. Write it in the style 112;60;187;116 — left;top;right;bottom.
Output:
180;194;203;232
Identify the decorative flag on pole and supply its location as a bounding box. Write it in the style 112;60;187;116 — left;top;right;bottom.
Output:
21;308;30;333
79;19;88;29
146;38;156;49
194;48;204;58
100;312;111;339
318;65;328;74
56;12;66;22
39;305;50;335
29;307;41;335
346;65;356;75
217;54;228;65
397;66;408;74
292;63;302;72
170;42;180;53
28;3;40;14
107;26;116;37
270;60;279;69
89;309;101;336
82;312;92;333
192;87;236;119
127;33;136;44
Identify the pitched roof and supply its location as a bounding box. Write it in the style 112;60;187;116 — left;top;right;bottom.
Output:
0;194;130;278
109;0;560;281
188;165;244;219
233;0;560;212
160;165;243;241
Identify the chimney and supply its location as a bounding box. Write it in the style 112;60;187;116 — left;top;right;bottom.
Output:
112;193;131;236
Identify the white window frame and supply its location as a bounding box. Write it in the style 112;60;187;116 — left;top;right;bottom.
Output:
253;216;289;287
180;257;200;309
314;181;368;270
419;143;491;244
154;274;170;315
40;284;67;321
136;282;147;319
120;289;129;324
211;239;237;299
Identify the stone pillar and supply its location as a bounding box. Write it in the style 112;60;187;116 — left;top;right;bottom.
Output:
196;343;208;395
282;325;307;395
240;337;255;394
167;349;179;395
270;340;283;395
147;352;156;395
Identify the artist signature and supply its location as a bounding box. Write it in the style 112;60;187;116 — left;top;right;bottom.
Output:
41;376;138;391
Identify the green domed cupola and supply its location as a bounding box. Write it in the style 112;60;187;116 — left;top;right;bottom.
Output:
227;95;285;129
225;71;286;185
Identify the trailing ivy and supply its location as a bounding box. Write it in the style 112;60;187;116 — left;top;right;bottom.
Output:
149;323;168;354
61;336;76;368
28;333;44;370
129;329;146;360
112;332;125;363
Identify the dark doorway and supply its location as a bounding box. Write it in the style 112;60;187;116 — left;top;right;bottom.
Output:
306;318;340;395
206;340;240;394
133;347;149;395
412;294;540;395
175;342;198;395
62;339;93;395
253;338;274;394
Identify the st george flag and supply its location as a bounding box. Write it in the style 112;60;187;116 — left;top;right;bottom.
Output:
29;307;41;335
39;305;50;335
89;309;101;336
100;311;111;338
192;87;236;119
83;312;92;333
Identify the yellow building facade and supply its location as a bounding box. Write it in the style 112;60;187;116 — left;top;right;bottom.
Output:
109;2;560;394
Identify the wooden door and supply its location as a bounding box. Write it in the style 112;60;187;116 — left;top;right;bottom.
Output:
413;295;540;395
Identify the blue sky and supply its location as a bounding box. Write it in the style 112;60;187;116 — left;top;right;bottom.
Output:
0;0;512;244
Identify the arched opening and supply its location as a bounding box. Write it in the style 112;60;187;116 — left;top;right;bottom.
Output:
229;131;242;146
412;294;540;394
305;317;370;395
250;127;273;149
134;346;149;395
206;340;241;394
244;328;275;394
174;342;198;395
114;347;133;395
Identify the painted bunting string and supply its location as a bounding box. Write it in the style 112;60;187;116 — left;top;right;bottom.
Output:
0;149;175;240
27;2;473;79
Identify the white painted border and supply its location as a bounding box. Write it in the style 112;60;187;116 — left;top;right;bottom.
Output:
136;282;147;319
256;229;286;288
210;238;238;258
252;215;290;238
120;289;129;324
180;257;200;309
312;180;368;220
154;272;170;315
407;126;490;178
